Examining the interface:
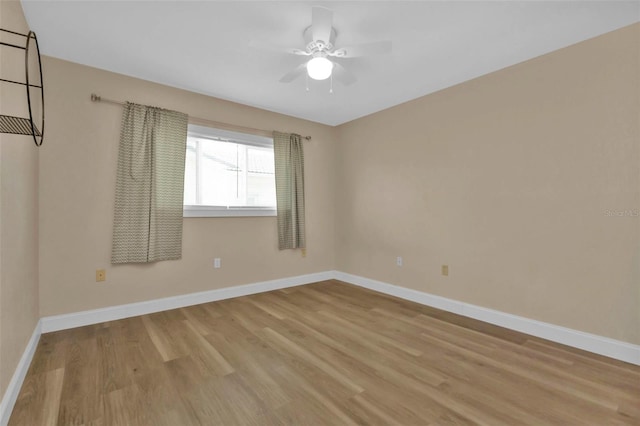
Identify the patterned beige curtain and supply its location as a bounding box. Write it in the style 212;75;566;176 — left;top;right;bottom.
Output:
273;131;306;250
112;102;188;263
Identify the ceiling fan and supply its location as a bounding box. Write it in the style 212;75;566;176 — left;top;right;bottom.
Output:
250;6;392;87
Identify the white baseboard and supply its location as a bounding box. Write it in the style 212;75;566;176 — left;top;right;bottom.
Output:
13;271;636;424
333;271;640;366
41;271;333;333
2;269;633;426
36;269;639;366
0;320;41;426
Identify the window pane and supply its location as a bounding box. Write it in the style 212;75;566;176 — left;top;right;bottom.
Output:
183;139;197;205
247;146;276;206
184;131;276;209
199;139;240;206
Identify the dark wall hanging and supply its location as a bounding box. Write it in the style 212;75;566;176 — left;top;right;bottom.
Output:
0;28;44;146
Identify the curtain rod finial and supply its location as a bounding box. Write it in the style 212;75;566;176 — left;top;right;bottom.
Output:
90;93;100;102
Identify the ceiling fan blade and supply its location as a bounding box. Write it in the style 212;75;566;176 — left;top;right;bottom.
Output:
312;6;333;44
330;40;392;58
279;63;307;83
249;40;310;56
332;62;357;86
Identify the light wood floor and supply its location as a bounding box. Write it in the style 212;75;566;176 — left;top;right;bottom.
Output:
9;280;640;425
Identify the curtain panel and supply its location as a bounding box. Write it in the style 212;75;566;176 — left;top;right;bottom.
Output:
273;131;306;250
111;102;188;264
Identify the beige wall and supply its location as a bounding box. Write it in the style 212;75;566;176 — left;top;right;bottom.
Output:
38;57;337;316
336;24;640;345
0;0;40;398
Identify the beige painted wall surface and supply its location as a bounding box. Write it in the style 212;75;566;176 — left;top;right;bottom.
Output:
39;57;336;316
336;24;640;345
0;0;40;398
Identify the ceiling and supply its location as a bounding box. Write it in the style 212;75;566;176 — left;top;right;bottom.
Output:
21;1;640;126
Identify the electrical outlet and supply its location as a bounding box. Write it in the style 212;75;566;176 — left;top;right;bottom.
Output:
442;265;449;276
96;269;106;282
396;256;403;267
214;258;221;269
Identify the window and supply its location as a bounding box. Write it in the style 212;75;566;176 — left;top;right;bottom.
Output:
183;125;276;217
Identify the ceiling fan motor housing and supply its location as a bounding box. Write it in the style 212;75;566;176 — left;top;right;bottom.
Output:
303;26;337;54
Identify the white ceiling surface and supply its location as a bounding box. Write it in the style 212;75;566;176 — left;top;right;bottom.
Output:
21;1;640;126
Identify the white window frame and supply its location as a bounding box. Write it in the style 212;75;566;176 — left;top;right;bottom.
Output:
183;124;277;218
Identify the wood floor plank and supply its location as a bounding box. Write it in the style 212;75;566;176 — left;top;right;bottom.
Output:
259;326;365;394
182;319;235;376
55;332;103;425
271;365;360;426
131;363;183;419
24;333;71;377
95;325;133;394
418;331;622;416
8;280;640;425
8;368;65;426
140;315;180;362
409;315;635;411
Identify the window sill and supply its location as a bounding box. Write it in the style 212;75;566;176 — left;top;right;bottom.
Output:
183;205;276;218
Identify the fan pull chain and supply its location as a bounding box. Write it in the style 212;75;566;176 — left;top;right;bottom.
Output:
330;74;333;94
306;74;310;92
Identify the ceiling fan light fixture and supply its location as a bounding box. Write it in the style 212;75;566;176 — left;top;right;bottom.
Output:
307;56;333;80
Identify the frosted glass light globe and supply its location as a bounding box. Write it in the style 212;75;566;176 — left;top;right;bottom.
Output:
307;57;333;80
